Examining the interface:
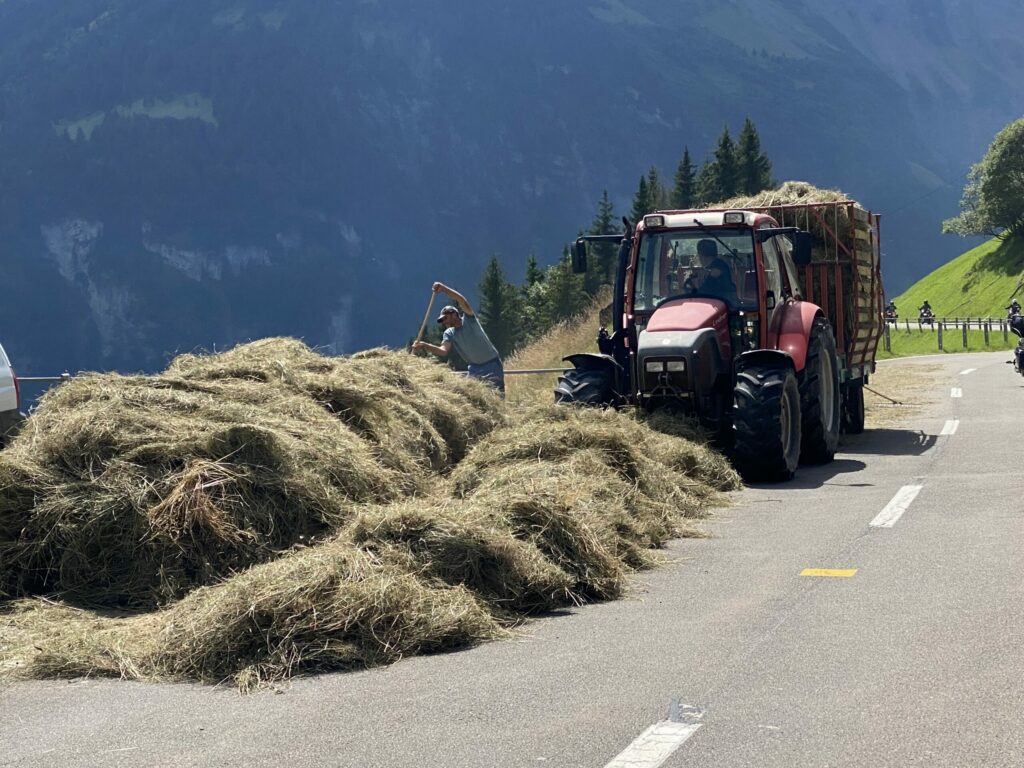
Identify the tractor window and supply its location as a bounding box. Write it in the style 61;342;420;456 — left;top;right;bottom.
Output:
634;229;756;312
761;234;785;301
775;235;804;297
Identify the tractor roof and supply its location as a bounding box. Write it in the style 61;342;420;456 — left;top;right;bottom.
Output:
640;209;777;231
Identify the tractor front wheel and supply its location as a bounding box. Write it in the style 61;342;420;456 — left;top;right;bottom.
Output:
733;365;801;482
554;366;615;406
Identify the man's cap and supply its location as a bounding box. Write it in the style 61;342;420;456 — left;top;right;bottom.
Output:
436;305;460;323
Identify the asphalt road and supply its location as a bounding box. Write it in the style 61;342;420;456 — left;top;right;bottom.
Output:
2;351;1022;768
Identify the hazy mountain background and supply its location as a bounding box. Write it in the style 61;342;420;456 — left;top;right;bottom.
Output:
1;0;1022;378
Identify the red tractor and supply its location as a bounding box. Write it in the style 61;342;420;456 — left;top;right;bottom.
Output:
557;201;884;481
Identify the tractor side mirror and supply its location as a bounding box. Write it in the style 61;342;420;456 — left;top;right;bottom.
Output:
572;239;588;273
765;290;776;310
791;231;813;267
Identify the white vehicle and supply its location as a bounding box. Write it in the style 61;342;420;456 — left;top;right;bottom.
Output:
0;342;25;446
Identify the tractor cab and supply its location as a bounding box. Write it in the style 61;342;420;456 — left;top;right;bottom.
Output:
600;210;811;411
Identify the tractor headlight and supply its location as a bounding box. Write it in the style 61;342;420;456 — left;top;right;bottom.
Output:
724;211;746;224
645;361;665;373
666;360;686;373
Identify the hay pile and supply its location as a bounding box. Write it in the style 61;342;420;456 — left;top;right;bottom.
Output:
0;340;739;689
0;339;501;606
715;180;867;255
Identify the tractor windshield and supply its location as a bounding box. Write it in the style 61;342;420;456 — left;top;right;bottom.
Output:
634;228;756;311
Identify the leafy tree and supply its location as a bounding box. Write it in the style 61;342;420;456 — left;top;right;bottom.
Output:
736;118;773;195
671;147;696;209
477;255;523;358
520;279;548;342
586;190;621;292
543;246;590;323
944;117;1024;238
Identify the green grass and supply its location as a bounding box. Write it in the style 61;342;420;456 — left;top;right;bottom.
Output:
892;236;1024;320
876;325;1018;359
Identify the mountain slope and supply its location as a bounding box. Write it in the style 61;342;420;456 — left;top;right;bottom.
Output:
0;1;1022;377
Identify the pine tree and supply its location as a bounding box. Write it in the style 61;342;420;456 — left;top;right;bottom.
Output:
586;190;621;292
695;157;718;206
671;147;696;209
477;255;523;358
647;166;669;211
524;254;544;287
712;126;738;201
736;118;773;195
630;175;650;224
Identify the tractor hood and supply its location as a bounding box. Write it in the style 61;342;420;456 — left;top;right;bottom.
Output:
647;298;728;332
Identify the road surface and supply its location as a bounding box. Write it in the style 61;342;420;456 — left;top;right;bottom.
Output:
2;351;1021;767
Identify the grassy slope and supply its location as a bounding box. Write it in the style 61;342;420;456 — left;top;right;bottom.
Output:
878;235;1024;358
504;291;607;407
892;236;1024;319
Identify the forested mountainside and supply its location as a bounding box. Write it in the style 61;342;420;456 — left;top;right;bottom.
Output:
1;0;1021;375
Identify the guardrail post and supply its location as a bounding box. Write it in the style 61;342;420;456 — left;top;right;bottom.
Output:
962;322;968;349
984;321;990;346
937;322;943;350
1004;320;1009;343
883;323;891;352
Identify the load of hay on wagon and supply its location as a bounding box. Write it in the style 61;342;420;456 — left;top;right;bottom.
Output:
0;338;738;689
719;180;884;362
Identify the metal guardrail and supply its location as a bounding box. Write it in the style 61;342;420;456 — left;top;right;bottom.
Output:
886;316;1014;331
883;316;1021;352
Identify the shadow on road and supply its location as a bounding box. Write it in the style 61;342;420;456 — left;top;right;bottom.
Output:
841;428;937;457
745;458;868;491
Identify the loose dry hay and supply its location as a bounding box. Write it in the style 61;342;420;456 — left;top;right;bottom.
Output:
713;180;868;255
0;542;502;691
0;340;502;606
0;342;739;689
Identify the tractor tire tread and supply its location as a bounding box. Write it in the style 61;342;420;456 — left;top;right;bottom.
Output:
733;366;801;482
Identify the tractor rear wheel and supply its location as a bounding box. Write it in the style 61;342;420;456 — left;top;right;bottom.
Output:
799;319;841;463
554;366;615;406
841;379;866;434
733;365;801;482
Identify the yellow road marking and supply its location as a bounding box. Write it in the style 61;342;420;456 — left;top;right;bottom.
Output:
800;568;857;578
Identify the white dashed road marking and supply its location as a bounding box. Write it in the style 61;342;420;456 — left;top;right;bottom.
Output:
959;368;977;375
870;485;924;528
940;419;960;436
605;707;704;768
951;387;963;398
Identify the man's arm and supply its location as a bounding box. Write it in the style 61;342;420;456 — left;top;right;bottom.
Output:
434;282;474;316
413;339;452;358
